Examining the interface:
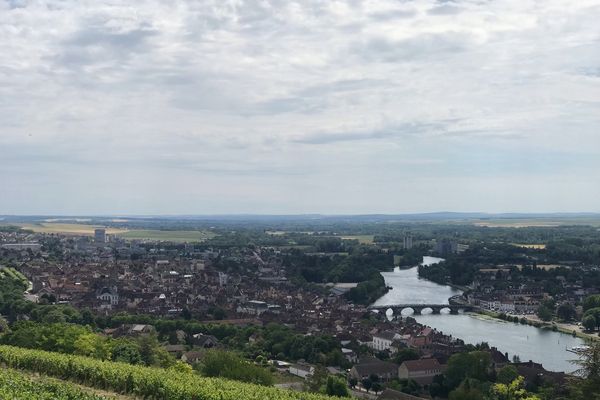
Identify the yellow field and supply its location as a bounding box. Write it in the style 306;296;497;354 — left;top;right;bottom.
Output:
10;223;215;243
339;235;375;244
511;243;546;249
16;223;127;235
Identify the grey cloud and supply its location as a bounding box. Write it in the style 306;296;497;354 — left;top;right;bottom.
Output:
354;32;472;63
369;9;418;21
293;122;450;145
428;4;464;15
54;21;158;68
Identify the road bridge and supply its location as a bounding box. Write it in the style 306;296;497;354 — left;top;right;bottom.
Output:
368;303;474;315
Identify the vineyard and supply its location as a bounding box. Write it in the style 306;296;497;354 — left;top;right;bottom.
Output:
0;267;28;288
0;367;111;399
0;345;338;400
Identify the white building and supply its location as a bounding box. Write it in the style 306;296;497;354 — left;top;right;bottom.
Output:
372;331;398;352
289;363;314;379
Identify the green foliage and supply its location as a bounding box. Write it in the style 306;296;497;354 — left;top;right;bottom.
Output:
557;303;576;321
497;365;519;385
583;308;600;330
536;306;553;322
445;351;492;390
111;341;142;365
199;349;274;386
393;348;420;365
1;322;91;354
0;345;336;400
345;273;388;305
582;315;597;331
74;333;111;360
0;367;110;400
568;341;600;400
583;295;600;311
490;376;541;400
325;376;349;397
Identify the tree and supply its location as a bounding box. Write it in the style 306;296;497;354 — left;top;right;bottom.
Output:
582;315;596;332
111;341;142;364
348;377;357;388
394;348;419;365
497;365;519;385
583;295;600;311
325;376;350;397
568;341;600;400
557;303;576;321
445;351;492;390
371;382;383;394
74;333;111;360
583;308;600;330
362;377;372;392
449;379;486;400
490;376;541;400
169;361;193;374
200;349;274;386
536;306;553;322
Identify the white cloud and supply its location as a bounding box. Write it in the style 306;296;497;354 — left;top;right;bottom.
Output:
0;0;599;214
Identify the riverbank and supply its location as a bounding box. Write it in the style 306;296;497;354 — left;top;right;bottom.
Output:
473;309;600;342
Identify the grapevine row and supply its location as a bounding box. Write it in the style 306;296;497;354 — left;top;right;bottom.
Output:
0;367;111;400
0;345;337;400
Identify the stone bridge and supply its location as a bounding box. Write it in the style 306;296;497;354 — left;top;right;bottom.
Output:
368;303;473;315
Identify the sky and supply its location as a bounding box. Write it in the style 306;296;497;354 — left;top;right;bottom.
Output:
1;0;599;215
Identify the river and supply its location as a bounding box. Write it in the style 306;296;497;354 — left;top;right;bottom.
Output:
373;256;584;373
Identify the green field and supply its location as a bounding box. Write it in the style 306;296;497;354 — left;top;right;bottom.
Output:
5;223;215;243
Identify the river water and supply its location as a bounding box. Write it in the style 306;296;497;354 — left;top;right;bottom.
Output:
373;257;584;372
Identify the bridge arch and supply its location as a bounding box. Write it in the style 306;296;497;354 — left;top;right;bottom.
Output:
400;307;415;316
420;307;434;315
440;306;451;314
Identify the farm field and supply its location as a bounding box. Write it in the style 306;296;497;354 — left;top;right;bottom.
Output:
6;223;215;243
473;217;600;227
13;223;127;235
339;235;375;244
511;243;547;249
117;229;216;242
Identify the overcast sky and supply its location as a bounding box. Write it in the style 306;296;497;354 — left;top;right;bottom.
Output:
1;0;599;215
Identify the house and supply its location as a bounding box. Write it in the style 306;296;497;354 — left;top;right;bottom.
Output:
398;358;442;385
96;286;119;309
181;351;204;365
237;300;269;315
350;359;398;383
192;333;218;348
289;363;314;379
489;347;510;370
515;361;567;387
163;344;186;357
341;348;358;363
129;324;155;336
373;331;397;352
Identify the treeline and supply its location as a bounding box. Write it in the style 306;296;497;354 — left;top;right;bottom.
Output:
345;273;388;305
1;321;175;368
283;246;393;283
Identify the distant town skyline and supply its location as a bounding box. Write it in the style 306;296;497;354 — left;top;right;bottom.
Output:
1;0;599;215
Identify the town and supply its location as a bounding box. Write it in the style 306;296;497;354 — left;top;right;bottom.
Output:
1;216;599;400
